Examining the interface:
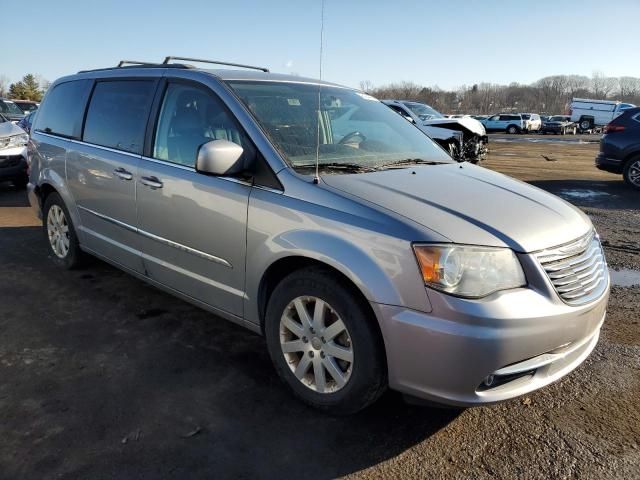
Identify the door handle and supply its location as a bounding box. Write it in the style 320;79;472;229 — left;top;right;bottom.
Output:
140;176;163;189
113;167;133;181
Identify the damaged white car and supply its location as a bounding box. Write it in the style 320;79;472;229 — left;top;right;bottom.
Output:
382;100;488;163
0;113;29;188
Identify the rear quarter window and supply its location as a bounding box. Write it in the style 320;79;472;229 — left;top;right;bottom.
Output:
33;80;92;138
83;80;156;154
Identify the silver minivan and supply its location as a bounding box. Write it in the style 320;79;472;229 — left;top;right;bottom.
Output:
28;58;609;414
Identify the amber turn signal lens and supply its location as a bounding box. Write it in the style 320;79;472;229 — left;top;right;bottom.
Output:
413;246;441;283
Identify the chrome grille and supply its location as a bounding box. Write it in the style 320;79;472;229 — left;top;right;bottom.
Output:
535;231;608;305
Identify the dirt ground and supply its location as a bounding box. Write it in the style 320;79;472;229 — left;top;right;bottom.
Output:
0;136;638;479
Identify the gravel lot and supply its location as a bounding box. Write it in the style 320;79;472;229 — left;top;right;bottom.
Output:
0;136;638;479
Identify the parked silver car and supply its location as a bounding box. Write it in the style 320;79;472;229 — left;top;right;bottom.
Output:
28;58;609;414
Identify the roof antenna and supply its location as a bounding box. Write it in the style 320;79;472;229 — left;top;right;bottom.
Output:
313;0;325;185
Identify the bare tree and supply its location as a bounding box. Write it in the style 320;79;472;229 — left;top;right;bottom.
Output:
358;80;374;93
0;75;9;97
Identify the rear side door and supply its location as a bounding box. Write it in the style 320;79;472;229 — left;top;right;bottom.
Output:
66;79;158;273
497;115;511;130
136;79;253;317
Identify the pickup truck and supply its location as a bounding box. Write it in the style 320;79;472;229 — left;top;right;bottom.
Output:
569;98;636;131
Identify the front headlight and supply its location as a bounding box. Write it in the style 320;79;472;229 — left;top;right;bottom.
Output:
7;134;29;147
413;244;526;298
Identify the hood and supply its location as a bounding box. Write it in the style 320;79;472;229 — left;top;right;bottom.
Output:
423;117;486;136
0;121;26;138
321;163;591;253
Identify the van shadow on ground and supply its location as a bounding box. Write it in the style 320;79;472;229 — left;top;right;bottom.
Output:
0;224;459;479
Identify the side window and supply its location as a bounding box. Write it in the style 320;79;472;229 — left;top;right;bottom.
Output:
488;115;499;121
153;83;251;167
498;115;509;121
33;80;91;138
83;80;156;154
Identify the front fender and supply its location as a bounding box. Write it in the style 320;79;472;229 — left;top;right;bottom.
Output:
244;189;433;326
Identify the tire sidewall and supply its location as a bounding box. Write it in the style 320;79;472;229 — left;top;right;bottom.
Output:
43;193;81;269
623;157;640;190
264;269;385;413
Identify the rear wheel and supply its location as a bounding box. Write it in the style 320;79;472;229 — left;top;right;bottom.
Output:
623;156;640;190
507;125;519;134
43;192;84;269
580;118;593;130
265;267;387;414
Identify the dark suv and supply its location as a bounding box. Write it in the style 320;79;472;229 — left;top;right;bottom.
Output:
596;107;640;190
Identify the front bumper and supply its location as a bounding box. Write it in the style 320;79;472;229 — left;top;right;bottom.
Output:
595;153;623;174
372;257;609;407
0;146;28;180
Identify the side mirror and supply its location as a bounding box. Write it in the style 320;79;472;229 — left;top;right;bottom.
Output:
196;139;244;176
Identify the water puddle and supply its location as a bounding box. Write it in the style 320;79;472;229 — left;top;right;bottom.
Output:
558;189;610;199
493;138;598;145
609;268;640;287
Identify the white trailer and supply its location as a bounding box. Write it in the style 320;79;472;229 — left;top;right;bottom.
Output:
569;98;636;131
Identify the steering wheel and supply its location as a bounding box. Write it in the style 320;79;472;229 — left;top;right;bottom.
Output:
339;131;367;145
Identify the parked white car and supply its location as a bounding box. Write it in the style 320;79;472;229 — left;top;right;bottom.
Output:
520;113;542;132
381;100;488;163
569;98;636;130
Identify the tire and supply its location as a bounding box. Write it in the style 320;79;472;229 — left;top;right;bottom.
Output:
12;175;28;189
264;267;387;415
507;125;519;134
43;192;84;269
580;118;593;130
623;156;640;191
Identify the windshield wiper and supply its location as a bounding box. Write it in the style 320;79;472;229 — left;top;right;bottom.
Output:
295;162;377;173
375;158;445;170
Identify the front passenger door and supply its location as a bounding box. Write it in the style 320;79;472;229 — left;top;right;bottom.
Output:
136;81;252;317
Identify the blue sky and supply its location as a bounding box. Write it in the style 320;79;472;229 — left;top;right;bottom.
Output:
3;0;638;89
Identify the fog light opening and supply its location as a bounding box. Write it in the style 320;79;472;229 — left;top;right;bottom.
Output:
483;374;496;387
477;370;537;392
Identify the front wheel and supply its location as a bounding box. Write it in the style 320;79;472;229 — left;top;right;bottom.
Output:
265;267;387;414
623;156;640;190
43;192;84;269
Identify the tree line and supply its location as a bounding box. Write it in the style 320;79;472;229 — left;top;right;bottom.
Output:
360;73;640;115
0;74;50;102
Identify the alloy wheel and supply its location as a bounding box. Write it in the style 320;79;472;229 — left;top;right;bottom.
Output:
47;205;70;258
628;159;640;187
279;296;353;394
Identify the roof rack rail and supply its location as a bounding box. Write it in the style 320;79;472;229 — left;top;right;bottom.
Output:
78;62;192;74
163;56;269;73
117;60;159;67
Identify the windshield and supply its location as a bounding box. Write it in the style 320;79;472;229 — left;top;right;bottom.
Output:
521;114;531;119
403;102;443;121
0;113;7;123
15;102;37;113
227;81;452;173
0;100;24;115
